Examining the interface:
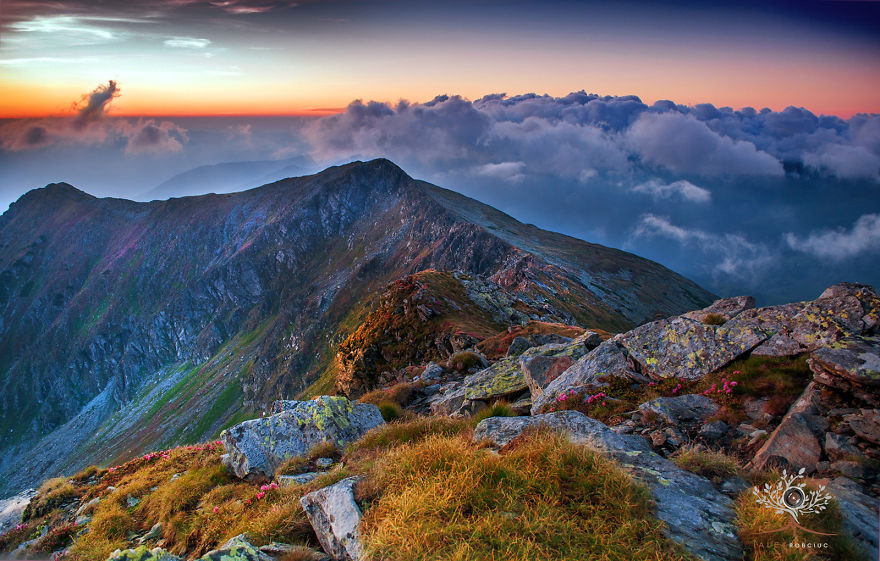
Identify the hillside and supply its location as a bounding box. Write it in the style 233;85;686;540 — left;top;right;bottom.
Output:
0;159;713;495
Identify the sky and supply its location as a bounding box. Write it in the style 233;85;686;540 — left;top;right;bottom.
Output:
0;0;879;304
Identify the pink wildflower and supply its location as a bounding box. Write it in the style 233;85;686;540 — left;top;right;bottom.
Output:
212;506;219;514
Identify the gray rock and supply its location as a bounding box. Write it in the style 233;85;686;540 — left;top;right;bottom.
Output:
279;473;319;486
472;412;741;561
844;409;880;445
826;477;880;561
719;477;749;497
683;296;755;324
463;342;588;404
137;523;163;544
0;488;36;534
300;477;364;561
505;336;532;357
126;495;141;508
811;337;880;406
202;535;275;561
620;316;770;381
638;394;720;425
107;546;182;561
421;361;444;381
750;412;822;472
824;432;861;461
220;396;384;480
571;330;603;349
830;461;872;480
427;383;466;416
315;458;334;469
700;421;729;441
531;340;641;414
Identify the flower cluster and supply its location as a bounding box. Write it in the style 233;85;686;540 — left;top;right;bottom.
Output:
584;392;607;406
702;377;738;396
556;389;578;403
671;383;683;394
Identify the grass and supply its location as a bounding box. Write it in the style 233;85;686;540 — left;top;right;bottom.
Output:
670;445;739;484
735;487;862;560
470;401;515;425
359;382;414;408
23;477;82;521
702;313;727;326
447;351;482;372
358;430;692;561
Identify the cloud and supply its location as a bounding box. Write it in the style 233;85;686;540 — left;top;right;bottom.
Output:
472;161;525;182
73;80;119;130
627;112;784;176
631;179;711;203
0;80;187;154
785;214;880;260
803;144;880;180
164;37;211;48
633;214;773;280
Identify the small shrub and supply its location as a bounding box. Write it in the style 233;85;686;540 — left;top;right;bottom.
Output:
359;382;413;408
307;441;339;461
24;477;80;521
275;456;308;477
671;445;739;483
33;522;78;552
378;401;403;422
702;313;727;326
447;351;481;372
470;401;515;425
349;416;471;454
72;465;104;484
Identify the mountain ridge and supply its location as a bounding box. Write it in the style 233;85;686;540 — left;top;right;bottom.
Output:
0;158;713;494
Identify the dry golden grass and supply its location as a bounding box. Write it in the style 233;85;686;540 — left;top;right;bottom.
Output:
670;445;740;484
359;382;414;408
735;489;861;561
359;430;692;561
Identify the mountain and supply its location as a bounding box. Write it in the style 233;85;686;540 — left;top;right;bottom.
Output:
0;159;713;494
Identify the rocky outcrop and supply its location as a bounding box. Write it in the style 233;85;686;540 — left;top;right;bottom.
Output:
300;477;364;561
637;394;719;425
108;547;182;561
810;336;880;406
220;396;383;480
473;412;742;561
749;383;825;472
683;296;755;324
0;488;35;534
108;535;281;561
826;477;880;561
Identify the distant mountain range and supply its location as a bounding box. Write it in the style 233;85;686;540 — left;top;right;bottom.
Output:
0;159;713;494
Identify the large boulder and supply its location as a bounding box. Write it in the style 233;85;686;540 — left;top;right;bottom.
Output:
0;488;35;534
531;340;642;414
638;394;720;425
749;383;824;472
619;316;771;381
810;337;880;406
473;412;742;561
683;296;755;324
826;477;880;561
221;396;383;480
843;409;880;445
751;283;880;357
462;341;589;404
300;477;364;561
107;547;182;561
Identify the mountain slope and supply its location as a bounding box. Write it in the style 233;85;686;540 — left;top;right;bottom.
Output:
0;159;713;494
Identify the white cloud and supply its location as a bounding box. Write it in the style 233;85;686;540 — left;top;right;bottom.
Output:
634;214;773;279
785;214;880;260
631;178;711;203
472;161;525;182
803;144;880;180
164;37;212;49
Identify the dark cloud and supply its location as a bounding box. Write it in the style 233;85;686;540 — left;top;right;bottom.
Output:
72;80;119;131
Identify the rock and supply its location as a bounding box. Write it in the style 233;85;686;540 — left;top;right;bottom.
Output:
201;535;275;561
315;458;334;469
421;361;444;381
220;396;384;480
571;330;603;349
473;412;742;561
279;473;320;486
505;336;532;357
826;477;880;561
683;296;755;324
750;412;822;472
649;430;666;447
638;394;720;425
620;316;770;381
0;488;36;534
810;337;880;406
831;461;872;480
463;342;588;404
719;477;749;497
509;395;531;415
844;409;880;445
699;420;729;441
825;433;861;461
531;340;641;414
126;495;141;508
752;283;880;357
427;384;466;416
137;523;163;544
107;546;182;561
520;354;576;400
300;477;364;561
